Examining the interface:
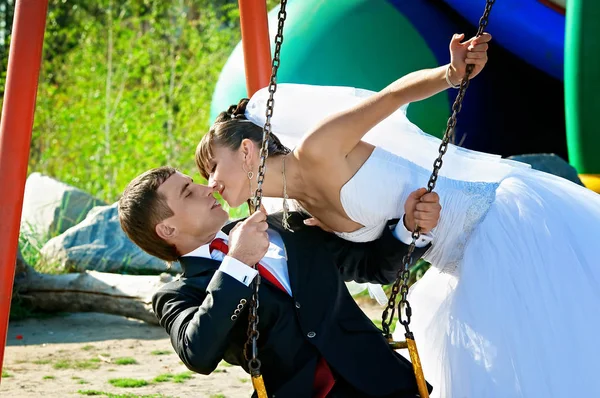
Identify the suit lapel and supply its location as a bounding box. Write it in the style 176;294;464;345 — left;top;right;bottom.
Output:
266;212;317;298
178;256;220;278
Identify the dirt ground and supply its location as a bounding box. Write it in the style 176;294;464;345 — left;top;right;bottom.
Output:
0;301;382;398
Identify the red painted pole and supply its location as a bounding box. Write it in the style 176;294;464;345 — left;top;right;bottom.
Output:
238;0;272;96
0;0;49;380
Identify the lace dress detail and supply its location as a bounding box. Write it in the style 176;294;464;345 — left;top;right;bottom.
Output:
424;182;498;276
337;147;498;276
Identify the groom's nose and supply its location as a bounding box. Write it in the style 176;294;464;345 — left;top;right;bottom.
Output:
199;183;217;196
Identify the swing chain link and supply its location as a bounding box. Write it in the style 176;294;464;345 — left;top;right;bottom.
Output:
382;0;495;339
245;0;288;379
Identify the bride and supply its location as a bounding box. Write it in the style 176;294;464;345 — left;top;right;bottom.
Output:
195;32;600;397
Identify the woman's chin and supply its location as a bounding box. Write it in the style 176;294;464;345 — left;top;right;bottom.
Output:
230;199;246;209
223;195;244;209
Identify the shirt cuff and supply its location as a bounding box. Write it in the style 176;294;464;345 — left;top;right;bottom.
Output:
218;256;259;287
392;214;433;248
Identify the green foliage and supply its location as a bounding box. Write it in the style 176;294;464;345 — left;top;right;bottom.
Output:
25;0;245;203
0;0;288;216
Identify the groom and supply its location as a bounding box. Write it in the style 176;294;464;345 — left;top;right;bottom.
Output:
118;166;441;397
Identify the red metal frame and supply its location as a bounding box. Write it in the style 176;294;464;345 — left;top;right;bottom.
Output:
0;0;270;380
0;0;49;379
238;0;272;96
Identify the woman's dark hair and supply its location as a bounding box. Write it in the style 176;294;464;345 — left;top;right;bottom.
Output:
195;98;290;179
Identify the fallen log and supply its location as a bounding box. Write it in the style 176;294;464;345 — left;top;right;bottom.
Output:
13;260;173;325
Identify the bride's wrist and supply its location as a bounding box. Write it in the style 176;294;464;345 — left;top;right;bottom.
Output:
445;65;461;89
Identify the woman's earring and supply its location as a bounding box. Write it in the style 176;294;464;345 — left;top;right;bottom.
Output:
243;163;256;210
242;162;254;180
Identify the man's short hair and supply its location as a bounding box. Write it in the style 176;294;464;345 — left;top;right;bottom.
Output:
118;166;179;261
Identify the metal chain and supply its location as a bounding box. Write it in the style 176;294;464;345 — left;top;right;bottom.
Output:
244;0;288;378
382;0;495;339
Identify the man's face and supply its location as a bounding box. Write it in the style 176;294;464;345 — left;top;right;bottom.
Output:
156;172;229;246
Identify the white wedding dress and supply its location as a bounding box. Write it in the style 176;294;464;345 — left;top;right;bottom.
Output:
246;84;600;397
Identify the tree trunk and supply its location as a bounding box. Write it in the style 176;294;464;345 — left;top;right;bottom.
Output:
13;254;172;325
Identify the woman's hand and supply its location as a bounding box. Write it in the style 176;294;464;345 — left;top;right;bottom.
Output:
303;217;334;232
448;32;492;84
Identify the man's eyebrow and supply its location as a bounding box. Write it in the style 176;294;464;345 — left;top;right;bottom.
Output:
180;182;190;198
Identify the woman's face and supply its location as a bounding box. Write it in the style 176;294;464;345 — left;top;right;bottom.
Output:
207;140;256;208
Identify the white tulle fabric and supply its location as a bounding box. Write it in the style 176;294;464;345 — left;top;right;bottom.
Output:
246;83;600;397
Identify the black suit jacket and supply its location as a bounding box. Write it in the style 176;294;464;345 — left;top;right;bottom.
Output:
153;211;431;397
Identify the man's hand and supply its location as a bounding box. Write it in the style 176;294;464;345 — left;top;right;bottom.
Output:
404;188;441;234
228;211;269;266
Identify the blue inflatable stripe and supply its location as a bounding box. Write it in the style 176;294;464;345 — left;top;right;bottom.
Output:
440;0;565;80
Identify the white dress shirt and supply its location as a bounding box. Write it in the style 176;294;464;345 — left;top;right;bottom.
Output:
181;215;432;292
183;230;293;295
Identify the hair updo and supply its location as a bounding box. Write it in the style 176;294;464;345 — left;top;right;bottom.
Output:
195;98;291;179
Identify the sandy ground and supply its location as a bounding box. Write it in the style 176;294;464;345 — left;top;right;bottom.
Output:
0;302;382;398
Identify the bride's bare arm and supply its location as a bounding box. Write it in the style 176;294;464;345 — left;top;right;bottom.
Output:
298;33;490;159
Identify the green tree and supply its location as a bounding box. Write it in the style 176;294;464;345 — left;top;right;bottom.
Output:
31;0;243;201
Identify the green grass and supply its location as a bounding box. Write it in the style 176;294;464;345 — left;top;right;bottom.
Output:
113;357;137;365
108;378;149;388
78;392;172;398
43;375;55;380
53;359;101;370
150;350;171;356
218;361;233;367
153;371;193;384
18;222;68;275
2;370;12;378
32;359;52;365
82;345;96;351
239;378;249;383
209;395;226;398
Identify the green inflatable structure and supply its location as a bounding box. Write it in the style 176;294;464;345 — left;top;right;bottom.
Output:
211;0;450;138
565;0;600;192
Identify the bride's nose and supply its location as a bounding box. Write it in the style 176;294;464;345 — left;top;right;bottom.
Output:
208;174;216;186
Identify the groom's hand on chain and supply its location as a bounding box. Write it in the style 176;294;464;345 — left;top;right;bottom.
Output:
228;211;270;266
404;188;441;234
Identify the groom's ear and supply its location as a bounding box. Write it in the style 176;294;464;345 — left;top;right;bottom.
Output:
156;221;177;241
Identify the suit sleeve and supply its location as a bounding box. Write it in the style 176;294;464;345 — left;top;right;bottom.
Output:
324;219;430;285
152;270;253;374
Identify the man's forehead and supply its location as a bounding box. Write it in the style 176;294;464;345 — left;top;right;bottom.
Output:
157;171;189;197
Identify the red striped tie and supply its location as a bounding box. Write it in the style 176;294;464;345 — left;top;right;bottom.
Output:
209;238;287;292
209;237;335;397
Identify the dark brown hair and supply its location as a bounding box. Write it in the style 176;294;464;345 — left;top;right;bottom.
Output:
195;98;290;179
117;166;179;262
